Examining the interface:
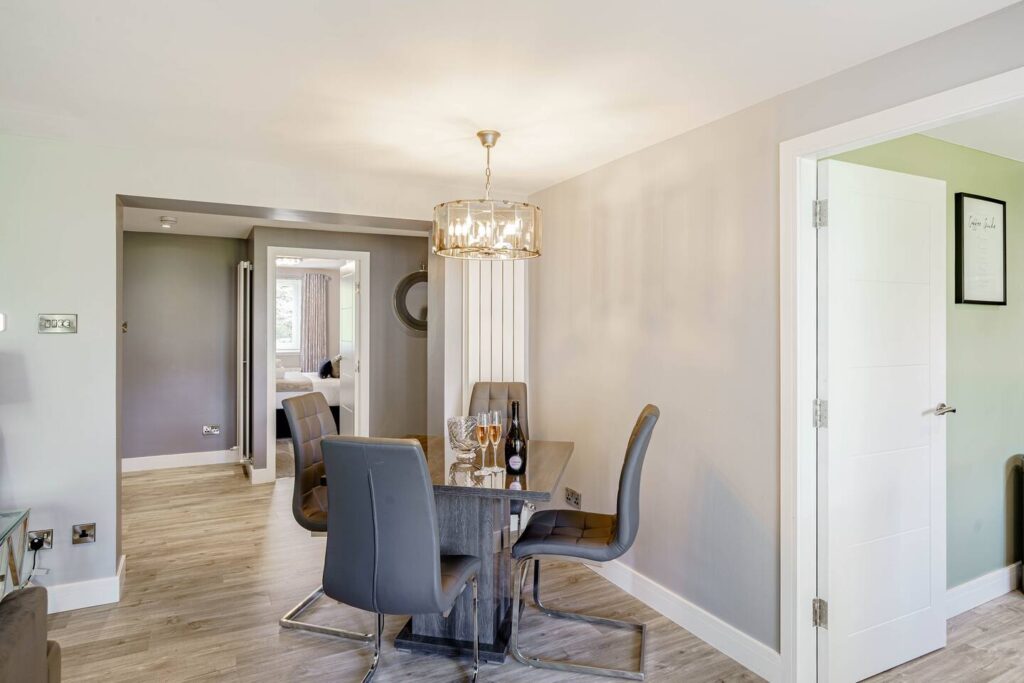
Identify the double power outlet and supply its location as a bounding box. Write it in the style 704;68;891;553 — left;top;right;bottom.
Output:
565;486;582;509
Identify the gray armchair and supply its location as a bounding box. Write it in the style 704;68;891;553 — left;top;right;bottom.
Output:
0;586;61;683
321;436;482;682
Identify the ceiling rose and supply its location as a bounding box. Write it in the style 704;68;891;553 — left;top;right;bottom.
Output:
432;131;541;260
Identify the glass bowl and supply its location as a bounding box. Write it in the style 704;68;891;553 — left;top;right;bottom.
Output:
447;415;480;465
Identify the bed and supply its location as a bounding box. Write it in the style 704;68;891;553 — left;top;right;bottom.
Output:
275;371;343;438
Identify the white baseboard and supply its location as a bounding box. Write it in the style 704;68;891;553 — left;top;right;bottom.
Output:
46;554;126;614
946;562;1021;619
245;460;275;484
122;449;240;472
587;560;781;682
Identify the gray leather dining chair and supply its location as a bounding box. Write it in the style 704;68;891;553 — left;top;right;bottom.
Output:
321;436;482;682
509;404;660;681
279;392;373;643
468;382;529;439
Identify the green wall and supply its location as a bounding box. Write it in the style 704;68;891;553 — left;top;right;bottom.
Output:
834;134;1024;588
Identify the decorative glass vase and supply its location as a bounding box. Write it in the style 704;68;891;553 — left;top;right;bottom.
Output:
447;416;480;465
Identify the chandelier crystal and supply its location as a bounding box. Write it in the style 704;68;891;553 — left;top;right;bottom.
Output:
433;130;541;260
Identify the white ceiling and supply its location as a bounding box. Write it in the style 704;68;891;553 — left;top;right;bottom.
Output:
926;98;1024;163
123;208;258;239
1;1;1015;195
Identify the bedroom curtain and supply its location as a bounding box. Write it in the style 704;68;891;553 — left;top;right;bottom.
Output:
300;273;329;372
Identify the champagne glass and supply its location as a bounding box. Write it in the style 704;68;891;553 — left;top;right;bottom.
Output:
488;409;503;472
475;413;490;469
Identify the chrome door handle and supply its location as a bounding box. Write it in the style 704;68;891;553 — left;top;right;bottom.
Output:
934;403;957;416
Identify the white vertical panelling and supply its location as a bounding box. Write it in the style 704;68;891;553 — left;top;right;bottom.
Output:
465;260;480;391
479;261;492;381
491;261;503;376
502;262;515;378
513;261;527;380
461;259;530;412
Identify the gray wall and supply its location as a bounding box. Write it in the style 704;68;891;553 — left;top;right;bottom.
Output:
249;226;429;468
122;232;246;457
528;3;1024;651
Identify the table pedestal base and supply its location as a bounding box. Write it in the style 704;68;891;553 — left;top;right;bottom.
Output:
394;608;511;664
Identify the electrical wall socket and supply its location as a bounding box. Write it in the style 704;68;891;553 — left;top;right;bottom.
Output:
28;529;53;550
203;424;221;436
72;523;96;544
565;487;582;509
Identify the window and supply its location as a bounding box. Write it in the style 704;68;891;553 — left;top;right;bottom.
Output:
276;278;302;352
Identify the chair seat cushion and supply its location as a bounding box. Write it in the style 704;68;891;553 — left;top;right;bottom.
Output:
438;554;481;610
512;509;619;562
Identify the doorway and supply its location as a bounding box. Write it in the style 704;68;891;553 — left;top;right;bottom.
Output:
780;66;1024;682
264;246;370;481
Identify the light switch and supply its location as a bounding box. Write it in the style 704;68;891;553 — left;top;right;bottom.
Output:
0;313;5;332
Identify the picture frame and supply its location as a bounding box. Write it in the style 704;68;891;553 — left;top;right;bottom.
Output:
955;192;1006;305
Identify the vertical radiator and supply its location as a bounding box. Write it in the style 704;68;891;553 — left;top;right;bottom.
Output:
237;260;253;463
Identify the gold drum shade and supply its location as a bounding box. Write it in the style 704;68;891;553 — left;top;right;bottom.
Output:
432;198;541;260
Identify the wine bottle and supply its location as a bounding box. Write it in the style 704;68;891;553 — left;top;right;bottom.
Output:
504;400;527;475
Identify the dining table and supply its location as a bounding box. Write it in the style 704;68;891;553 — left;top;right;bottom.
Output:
392;436;574;664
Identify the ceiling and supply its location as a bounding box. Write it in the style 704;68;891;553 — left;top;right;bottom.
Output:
1;1;1015;195
926;98;1024;163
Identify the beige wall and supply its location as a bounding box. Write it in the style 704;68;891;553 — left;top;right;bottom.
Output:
528;4;1024;651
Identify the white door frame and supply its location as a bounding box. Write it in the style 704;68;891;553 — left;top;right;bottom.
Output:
779;65;1024;682
264;245;371;481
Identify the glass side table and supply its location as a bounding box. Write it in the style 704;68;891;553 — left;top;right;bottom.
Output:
0;509;30;599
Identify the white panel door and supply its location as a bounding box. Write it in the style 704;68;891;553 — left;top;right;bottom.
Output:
817;160;947;682
338;263;359;435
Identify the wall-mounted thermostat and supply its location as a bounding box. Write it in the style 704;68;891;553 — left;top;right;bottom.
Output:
38;314;77;334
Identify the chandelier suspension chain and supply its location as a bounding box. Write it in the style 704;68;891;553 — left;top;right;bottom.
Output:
484;145;492;200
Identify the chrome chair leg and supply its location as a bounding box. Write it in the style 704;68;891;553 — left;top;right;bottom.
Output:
510;557;647;681
361;612;384;682
280;586;374;641
471;577;480;683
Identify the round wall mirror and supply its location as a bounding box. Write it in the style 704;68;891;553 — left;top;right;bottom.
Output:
393;269;428;335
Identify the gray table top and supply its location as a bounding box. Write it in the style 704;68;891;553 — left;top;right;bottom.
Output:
418;436;574;502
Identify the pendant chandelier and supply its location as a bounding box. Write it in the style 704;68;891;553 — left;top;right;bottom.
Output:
432;130;541;260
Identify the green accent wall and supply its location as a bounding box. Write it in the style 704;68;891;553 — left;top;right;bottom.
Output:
834;134;1023;588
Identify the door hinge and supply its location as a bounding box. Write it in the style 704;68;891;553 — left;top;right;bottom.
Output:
813;399;828;429
813;199;828;228
812;597;828;628
355;360;360;373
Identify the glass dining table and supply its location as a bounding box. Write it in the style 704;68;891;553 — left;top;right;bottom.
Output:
393;436;574;664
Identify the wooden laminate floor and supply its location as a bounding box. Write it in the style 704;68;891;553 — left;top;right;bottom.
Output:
47;465;1024;682
49;465;761;682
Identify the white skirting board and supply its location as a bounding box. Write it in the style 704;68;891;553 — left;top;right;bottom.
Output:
121;449;240;472
46;554;125;614
946;562;1021;619
245;460;276;485
586;560;782;682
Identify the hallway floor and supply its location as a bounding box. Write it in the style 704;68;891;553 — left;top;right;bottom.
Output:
50;465;761;681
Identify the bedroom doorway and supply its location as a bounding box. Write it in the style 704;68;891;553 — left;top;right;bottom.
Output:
267;246;370;479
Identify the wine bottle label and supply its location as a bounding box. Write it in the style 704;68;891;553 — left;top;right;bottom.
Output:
508;456;523;469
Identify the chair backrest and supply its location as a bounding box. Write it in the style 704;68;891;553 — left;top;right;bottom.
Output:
282;392;336;531
321;436;446;616
468;381;529;439
0;586;48;682
612;404;660;556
